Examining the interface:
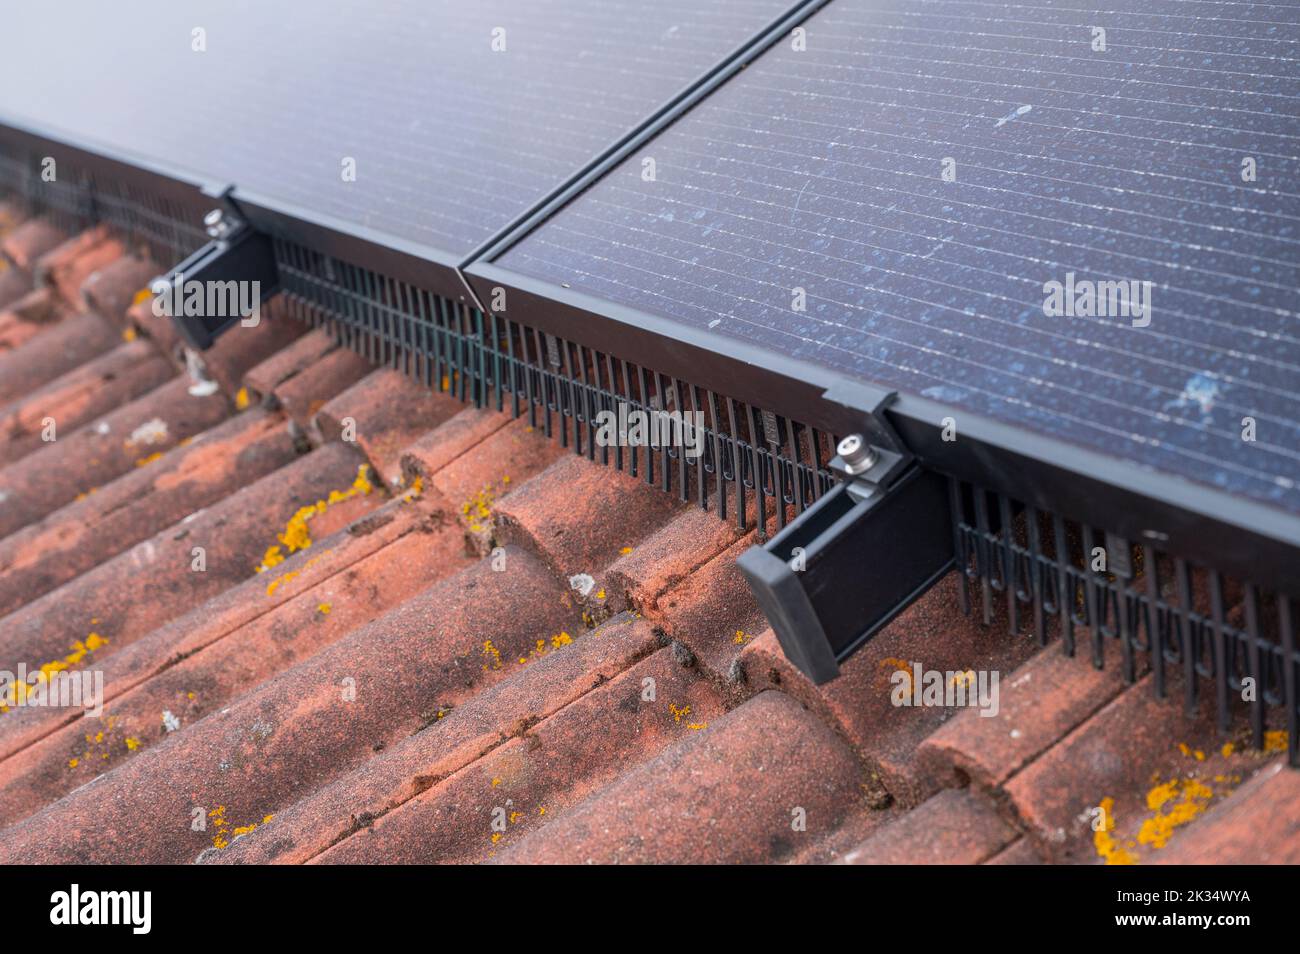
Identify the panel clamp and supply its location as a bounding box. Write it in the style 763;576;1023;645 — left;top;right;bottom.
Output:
151;195;280;351
737;432;956;684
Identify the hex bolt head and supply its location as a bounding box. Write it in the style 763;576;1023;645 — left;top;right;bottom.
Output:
837;433;878;475
204;208;231;239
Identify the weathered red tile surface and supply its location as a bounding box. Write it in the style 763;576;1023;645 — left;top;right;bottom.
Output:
1153;760;1300;864
34;228;123;304
0;407;293;615
270;345;374;426
0;311;119;407
0;497;468;827
217;613;661;864
841;788;1017;864
918;641;1138;792
0;376;229;540
242;328;339;397
318;642;723;863
315;369;465;485
79;255;157;326
0;286;63;353
985;837;1044;865
0;219;67;274
738;572;1040;807
0;339;174;464
182;310;307;397
0;546;577;863
496;453;684;575
0;441;376;761
1004;673;1276;864
495;690;865;864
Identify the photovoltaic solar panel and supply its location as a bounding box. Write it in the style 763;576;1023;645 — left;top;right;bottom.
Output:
0;0;796;259
498;0;1300;517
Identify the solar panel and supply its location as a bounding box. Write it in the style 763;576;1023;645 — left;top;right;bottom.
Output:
0;0;796;260
496;0;1300;517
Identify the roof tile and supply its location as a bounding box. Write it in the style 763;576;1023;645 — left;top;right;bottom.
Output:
0;441;375;762
216;612;662;864
79;255;158;326
0;406;293;616
842;788;1017;864
0;311;118;406
0;545;577;863
0;497;469;828
0;339;174;464
495;690;865;864
0;375;229;540
317;642;724;863
917;641;1140;791
34;227;123;304
1005;672;1275;863
315;368;464;485
0;219;68;274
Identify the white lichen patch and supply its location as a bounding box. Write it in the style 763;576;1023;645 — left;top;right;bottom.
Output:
127;418;169;447
568;573;596;597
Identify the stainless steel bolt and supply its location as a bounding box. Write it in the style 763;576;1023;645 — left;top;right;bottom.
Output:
837;433;878;475
204;208;231;239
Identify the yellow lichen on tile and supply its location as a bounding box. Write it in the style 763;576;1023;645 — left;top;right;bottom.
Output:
134;451;163;468
317;603;332;616
255;466;373;573
235;386;251;410
1093;796;1138;865
1137;778;1214;849
2;633;110;712
461;485;496;534
481;639;503;671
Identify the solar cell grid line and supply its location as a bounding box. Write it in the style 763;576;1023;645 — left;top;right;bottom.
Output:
489;0;1300;533
0;0;800;270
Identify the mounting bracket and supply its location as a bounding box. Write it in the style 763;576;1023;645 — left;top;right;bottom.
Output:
737;438;956;684
153;198;279;351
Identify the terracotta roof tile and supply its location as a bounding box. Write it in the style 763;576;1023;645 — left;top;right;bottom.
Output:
1153;761;1300;864
315;369;464;485
79;255;158;326
0;546;576;863
1004;672;1278;864
0;267;31;316
216;612;662;864
247;334;373;426
0;311;118;406
0;286;65;353
842;788;1017;865
917;641;1139;792
495;454;685;574
0;338;175;463
0;375;230;540
0;497;468;827
0;218;68;273
0;406;291;616
316;641;724;863
33;227;123;303
494;690;865;864
0;441;376;762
